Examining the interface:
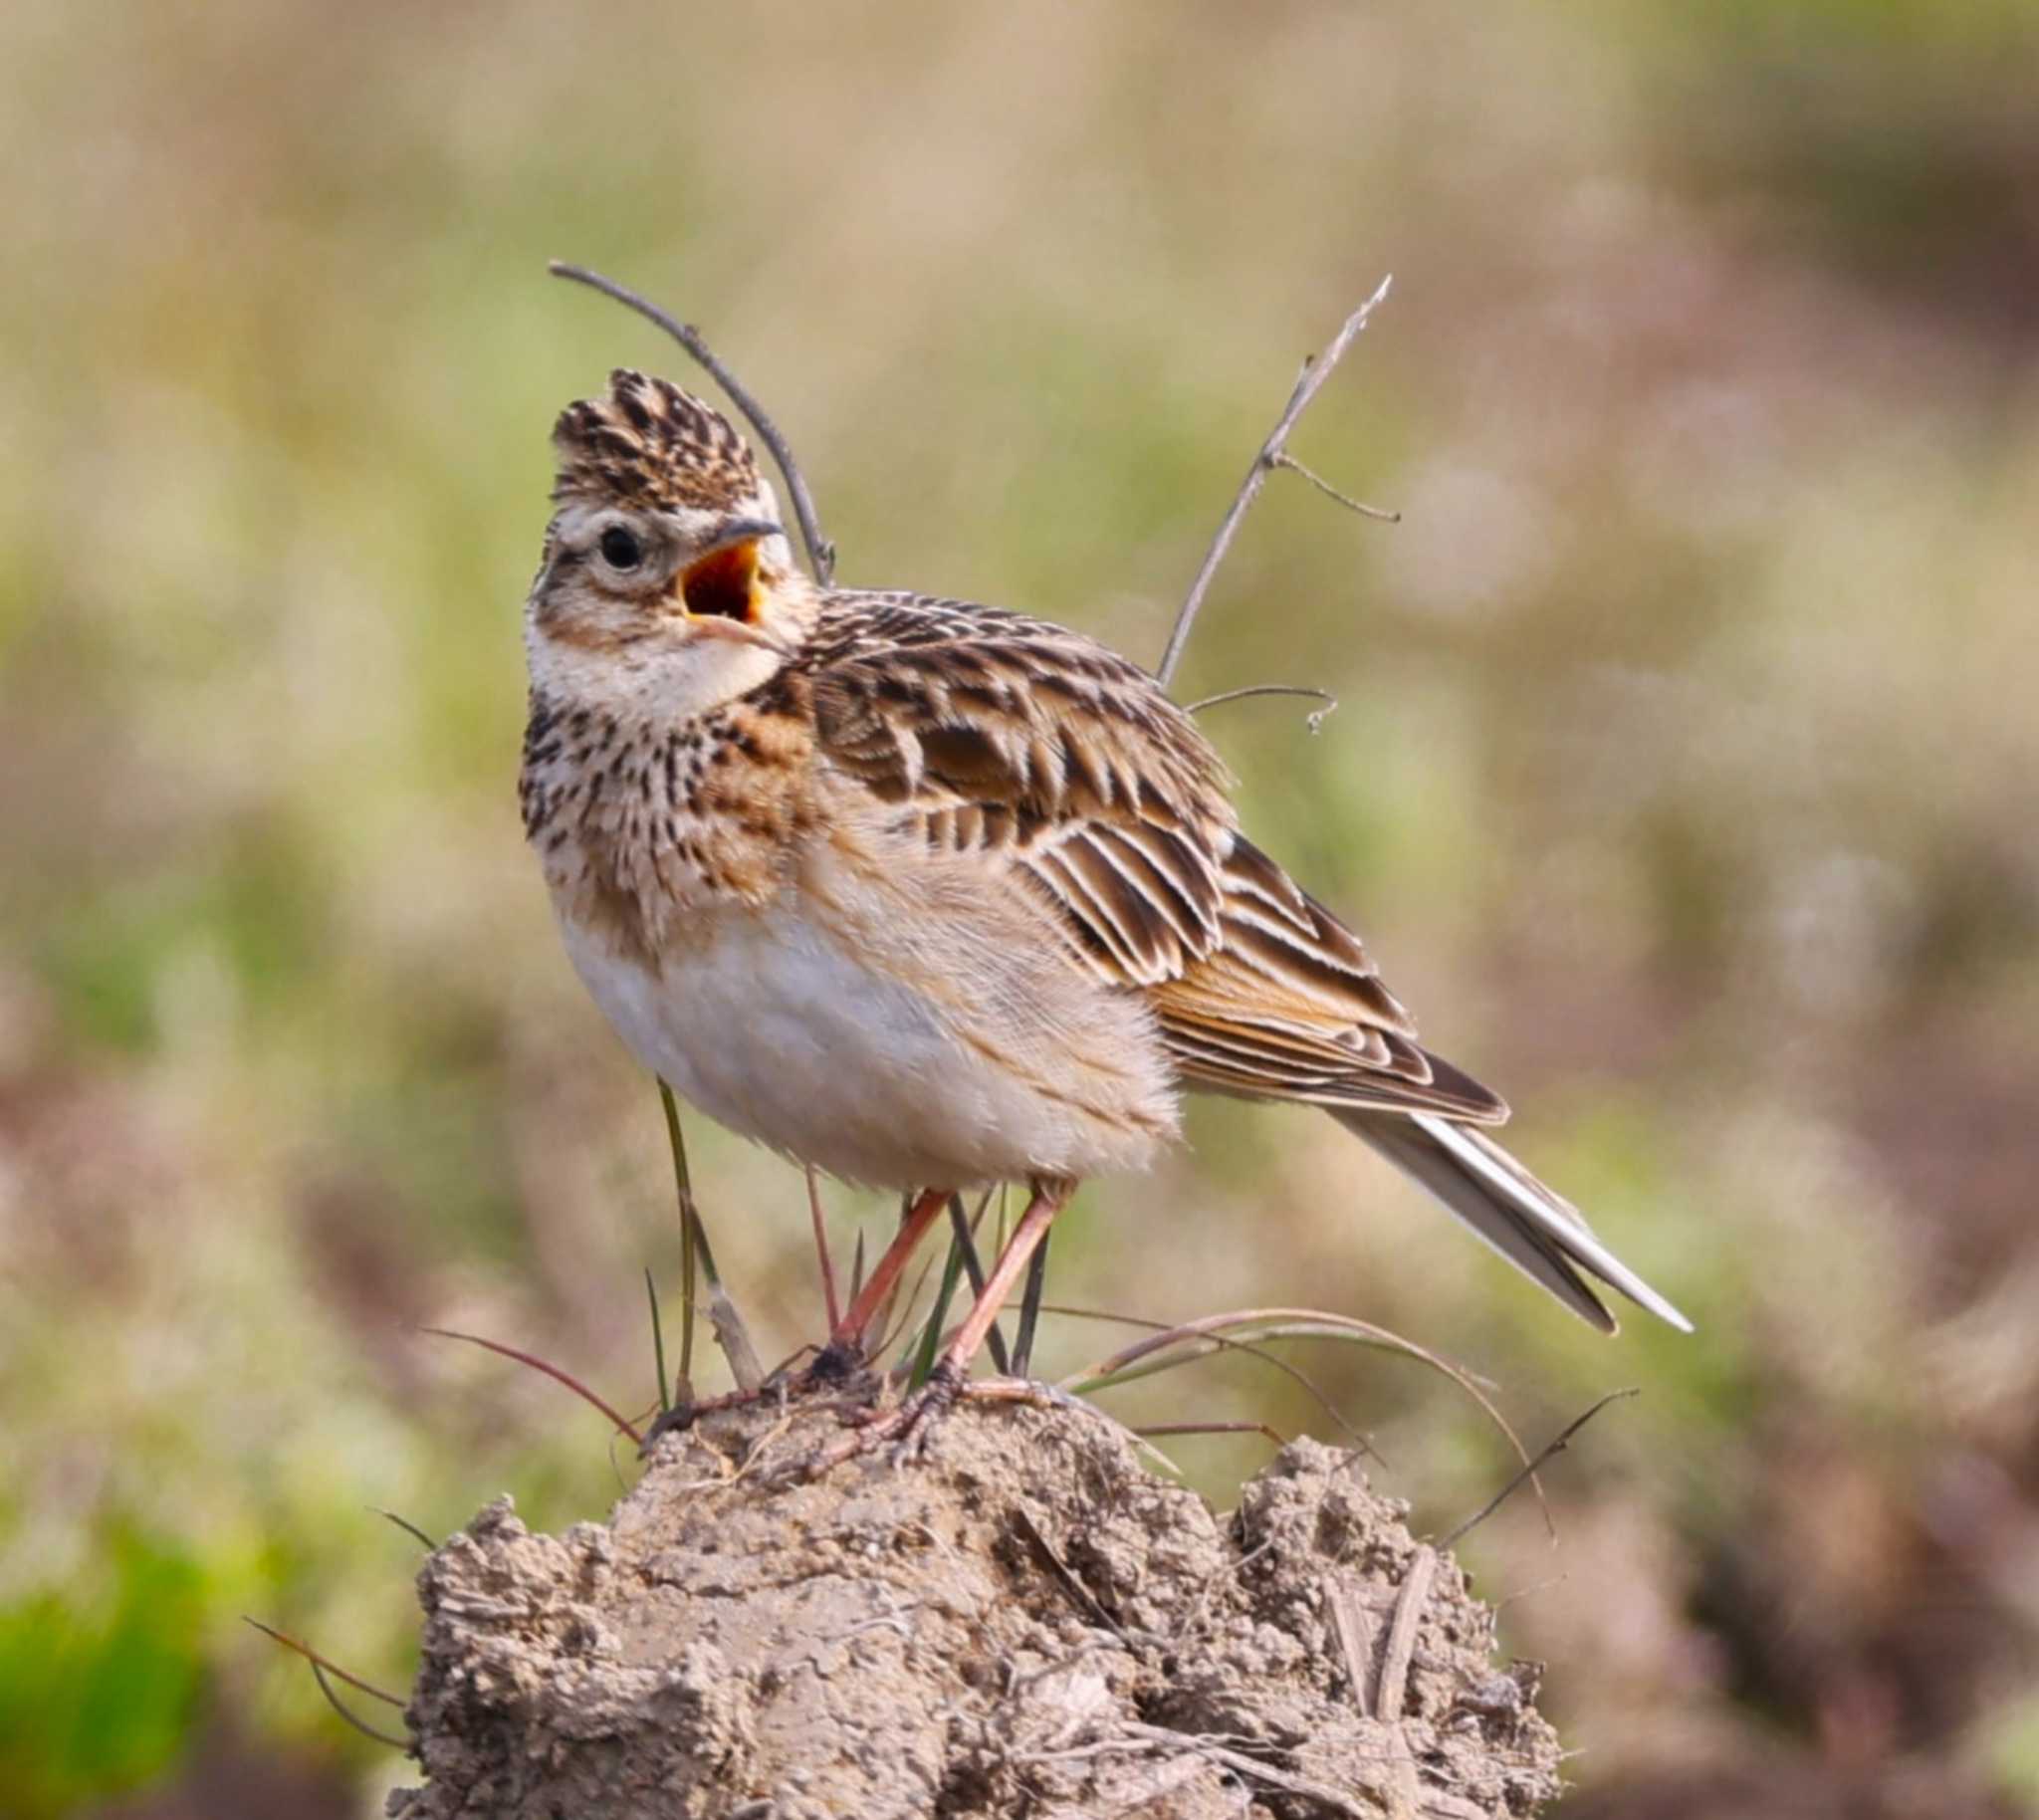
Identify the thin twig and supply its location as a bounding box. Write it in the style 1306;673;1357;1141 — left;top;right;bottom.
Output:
370;1506;435;1550
1439;1387;1639;1549
1136;1419;1286;1447
549;261;835;583
1491;1572;1570;1615
311;1661;408;1749
1271;451;1400;522
243;1618;405;1707
1184;683;1341;734
419;1325;643;1447
1156;274;1394;688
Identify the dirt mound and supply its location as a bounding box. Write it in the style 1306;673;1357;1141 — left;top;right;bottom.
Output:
389;1393;1562;1818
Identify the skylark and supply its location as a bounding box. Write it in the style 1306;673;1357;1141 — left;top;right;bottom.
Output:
520;370;1689;1439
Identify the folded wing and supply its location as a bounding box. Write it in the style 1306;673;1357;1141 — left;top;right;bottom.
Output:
802;590;1689;1331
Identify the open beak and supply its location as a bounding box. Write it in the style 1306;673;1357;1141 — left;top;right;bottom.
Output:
688;613;794;656
706;518;784;550
672;522;793;655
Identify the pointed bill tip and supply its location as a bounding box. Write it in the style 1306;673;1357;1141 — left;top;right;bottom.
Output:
1631;1285;1696;1335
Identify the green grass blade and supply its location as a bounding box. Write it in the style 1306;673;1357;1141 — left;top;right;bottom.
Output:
644;1265;670;1415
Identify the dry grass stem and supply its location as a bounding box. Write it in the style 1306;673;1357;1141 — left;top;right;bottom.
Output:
804;1166;841;1332
245;1617;407;1745
311;1661;409;1750
1011;1505;1125;1635
419;1325;645;1446
372;1506;437;1550
656;1082;764;1392
1376;1544;1438;1722
1439;1386;1639;1549
706;1280;766;1393
1326;1575;1379;1715
1043;1301;1374;1446
1184;682;1341;733
1136;1418;1288;1447
1059;1304;1541;1510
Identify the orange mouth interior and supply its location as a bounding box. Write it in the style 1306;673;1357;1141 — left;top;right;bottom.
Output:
680;539;760;622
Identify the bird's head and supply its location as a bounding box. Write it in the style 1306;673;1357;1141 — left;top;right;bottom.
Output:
526;369;812;716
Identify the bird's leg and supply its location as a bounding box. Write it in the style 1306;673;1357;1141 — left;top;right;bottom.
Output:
641;1184;950;1455
927;1182;1065;1385
803;1186;952;1383
826;1179;1071;1464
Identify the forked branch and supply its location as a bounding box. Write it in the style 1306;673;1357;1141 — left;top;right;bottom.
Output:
549;261;836;584
1156;273;1396;687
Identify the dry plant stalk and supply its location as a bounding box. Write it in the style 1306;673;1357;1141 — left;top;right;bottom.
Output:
1156;273;1396;686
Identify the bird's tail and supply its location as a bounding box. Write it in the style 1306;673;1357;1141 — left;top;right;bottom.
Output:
1333;1109;1692;1334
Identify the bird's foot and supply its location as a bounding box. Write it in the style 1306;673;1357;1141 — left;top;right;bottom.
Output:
801;1365;1075;1478
797;1336;868;1389
864;1358;971;1464
638;1339;884;1459
637;1383;773;1456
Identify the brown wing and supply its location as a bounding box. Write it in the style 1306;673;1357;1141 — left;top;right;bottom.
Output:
802;590;1506;1125
1153;834;1507;1121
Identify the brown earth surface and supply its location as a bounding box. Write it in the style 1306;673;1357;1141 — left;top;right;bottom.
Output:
389;1390;1563;1818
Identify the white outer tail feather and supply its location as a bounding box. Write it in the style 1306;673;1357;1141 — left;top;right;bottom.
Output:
1335;1109;1694;1334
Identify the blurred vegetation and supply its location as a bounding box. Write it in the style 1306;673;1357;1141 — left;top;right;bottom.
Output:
3;3;2036;1816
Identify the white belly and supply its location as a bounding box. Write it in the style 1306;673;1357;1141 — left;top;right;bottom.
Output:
558;901;1174;1189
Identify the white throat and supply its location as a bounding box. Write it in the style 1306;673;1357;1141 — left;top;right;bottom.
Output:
524;619;785;726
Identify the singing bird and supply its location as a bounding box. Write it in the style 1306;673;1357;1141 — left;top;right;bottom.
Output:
519;370;1689;1443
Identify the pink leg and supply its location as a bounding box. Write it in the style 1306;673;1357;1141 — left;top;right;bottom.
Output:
830;1187;951;1352
928;1181;1067;1380
807;1180;1074;1471
641;1185;952;1455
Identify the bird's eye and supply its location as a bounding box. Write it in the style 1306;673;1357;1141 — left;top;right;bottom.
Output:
599;526;643;570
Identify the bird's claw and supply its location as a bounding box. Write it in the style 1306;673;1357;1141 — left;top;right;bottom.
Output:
637;1371;804;1459
798;1336;868;1389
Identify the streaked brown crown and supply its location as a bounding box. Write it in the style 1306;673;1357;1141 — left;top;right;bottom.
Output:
551;369;764;513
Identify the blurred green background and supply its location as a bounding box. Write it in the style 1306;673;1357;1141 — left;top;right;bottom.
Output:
4;2;2036;1815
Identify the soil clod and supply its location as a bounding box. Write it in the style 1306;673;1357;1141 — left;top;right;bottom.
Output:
391;1395;1562;1818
